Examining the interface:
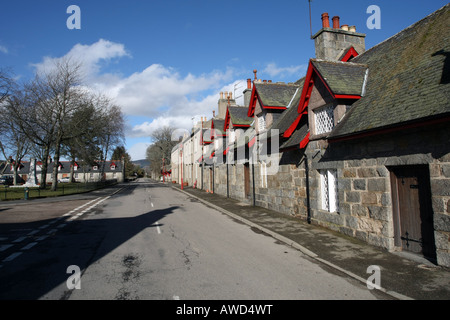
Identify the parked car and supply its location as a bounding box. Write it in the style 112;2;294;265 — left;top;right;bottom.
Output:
58;177;71;183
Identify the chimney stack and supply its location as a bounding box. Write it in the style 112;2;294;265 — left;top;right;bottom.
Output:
244;76;253;107
321;13;330;28
313;12;366;61
332;16;340;29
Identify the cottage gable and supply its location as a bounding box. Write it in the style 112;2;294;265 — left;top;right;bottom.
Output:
247;82;299;117
330;4;450;140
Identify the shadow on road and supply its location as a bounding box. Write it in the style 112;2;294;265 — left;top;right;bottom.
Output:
0;183;178;300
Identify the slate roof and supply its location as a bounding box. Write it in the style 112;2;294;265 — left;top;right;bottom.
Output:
330;4;450;139
254;82;299;107
212;119;226;135
280;118;309;150
271;79;304;134
228;106;253;127
312;59;368;96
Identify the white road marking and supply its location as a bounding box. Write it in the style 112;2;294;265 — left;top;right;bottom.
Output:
155;222;161;234
21;242;38;250
3;252;22;262
0;193;119;266
0;244;13;252
36;235;48;241
46;228;58;234
13;236;27;243
151;202;154;207
173;295;180;300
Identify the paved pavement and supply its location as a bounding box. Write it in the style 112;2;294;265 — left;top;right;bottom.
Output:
170;182;450;300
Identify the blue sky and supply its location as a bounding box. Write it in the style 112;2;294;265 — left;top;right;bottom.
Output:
1;0;446;160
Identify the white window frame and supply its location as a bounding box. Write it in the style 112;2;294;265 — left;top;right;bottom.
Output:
320;169;339;213
258;115;266;132
314;104;335;135
229;130;236;144
260;161;268;188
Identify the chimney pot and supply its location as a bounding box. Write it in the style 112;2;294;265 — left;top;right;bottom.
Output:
268;80;272;83
349;25;356;32
332;16;340;29
253;69;257;80
341;24;349;31
263;80;267;83
229;92;232;99
247;78;252;89
213;110;215;117
321;13;330;28
220;92;223;99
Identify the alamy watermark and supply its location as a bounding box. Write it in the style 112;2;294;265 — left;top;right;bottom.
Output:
67;5;81;30
66;265;81;290
367;5;381;30
366;265;381;290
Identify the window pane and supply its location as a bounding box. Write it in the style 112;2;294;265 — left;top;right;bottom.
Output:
315;105;334;134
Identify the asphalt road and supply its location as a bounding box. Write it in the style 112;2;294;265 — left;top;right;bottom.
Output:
0;178;387;300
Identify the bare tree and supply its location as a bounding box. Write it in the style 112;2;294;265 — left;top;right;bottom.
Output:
0;91;32;185
146;126;178;178
0;68;14;105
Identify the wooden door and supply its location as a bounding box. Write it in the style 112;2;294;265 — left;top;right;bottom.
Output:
209;167;213;192
390;166;436;260
244;163;250;199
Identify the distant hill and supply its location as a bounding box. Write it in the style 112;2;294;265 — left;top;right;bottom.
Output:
132;159;150;167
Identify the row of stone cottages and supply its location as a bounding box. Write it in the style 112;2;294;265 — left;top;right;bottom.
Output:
170;5;450;267
0;158;125;184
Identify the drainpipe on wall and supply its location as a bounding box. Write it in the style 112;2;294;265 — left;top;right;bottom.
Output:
304;154;312;224
227;162;229;198
252;162;256;206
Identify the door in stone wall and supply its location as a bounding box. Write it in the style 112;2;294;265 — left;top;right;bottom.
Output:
390;165;436;261
244;163;250;199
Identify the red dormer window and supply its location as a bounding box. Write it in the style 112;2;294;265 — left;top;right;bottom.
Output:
340;46;359;62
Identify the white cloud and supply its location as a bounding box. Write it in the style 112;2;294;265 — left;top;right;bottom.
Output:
100;64;237;118
31;39;251;157
262;62;306;78
31;39;130;81
127;142;151;161
0;45;8;54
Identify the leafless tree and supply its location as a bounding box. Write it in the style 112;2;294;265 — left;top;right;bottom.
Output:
0;90;32;185
146;126;178;178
